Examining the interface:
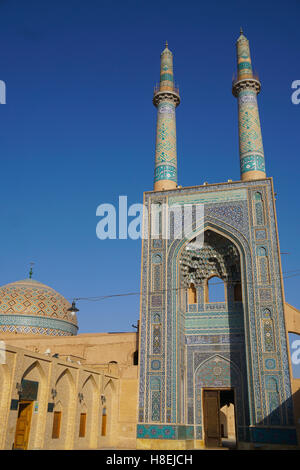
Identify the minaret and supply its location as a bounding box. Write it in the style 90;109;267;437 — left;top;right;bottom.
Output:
232;29;266;181
153;42;180;191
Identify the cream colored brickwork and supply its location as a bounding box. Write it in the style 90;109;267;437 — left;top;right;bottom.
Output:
0;332;139;450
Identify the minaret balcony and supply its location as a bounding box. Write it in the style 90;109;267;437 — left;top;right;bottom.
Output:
232;73;261;97
153;84;180;107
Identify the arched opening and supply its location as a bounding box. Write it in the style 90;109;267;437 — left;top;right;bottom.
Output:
178;227;249;449
219;390;236;448
180;229;241;310
197;356;239;449
253;191;265;226
14;360;46;450
14;401;34;450
101;379;116;446
51;368;75;449
257;246;270;284
206;276;226;303
188;282;197;304
80;374;99;448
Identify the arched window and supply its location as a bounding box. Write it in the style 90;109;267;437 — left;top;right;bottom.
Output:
206;276;225;303
188;283;197;304
254;192;264;226
258;246;267;256
52;368;75;448
257;246;270;284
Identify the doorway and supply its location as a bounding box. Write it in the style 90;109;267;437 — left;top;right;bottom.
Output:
203;389;236;448
14;400;33;449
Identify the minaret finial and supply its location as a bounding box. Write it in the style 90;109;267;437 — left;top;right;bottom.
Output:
165;40;168;48
240;26;243;35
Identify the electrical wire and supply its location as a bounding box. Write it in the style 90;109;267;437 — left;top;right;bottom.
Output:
69;269;300;303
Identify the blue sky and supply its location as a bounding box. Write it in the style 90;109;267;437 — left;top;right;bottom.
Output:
0;0;299;333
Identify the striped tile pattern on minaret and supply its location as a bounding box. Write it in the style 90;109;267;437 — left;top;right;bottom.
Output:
232;30;266;181
153;43;180;191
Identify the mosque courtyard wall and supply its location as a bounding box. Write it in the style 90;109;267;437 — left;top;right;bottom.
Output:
0;333;139;450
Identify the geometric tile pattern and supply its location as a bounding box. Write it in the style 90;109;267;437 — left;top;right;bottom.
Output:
254;192;265;225
236;33;253;79
137;179;296;445
0;324;73;336
159;43;174;89
0;278;78;336
154;101;177;183
234;32;266;178
151;391;161;421
238;90;265;174
137;424;194;440
153;44;179;185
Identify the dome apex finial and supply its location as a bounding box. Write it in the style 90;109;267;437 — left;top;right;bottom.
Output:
240;26;243;35
29;262;34;279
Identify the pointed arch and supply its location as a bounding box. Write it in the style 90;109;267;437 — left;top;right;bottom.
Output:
16;360;48;450
22;360;46;383
194;354;246;433
55;368;75;390
169;214;252;325
169;218;251;325
101;378;117;445
104;378;115;393
54;399;63;412
50;368;76;449
166;214;254;426
82;374;98;393
77;374;99;447
253;191;265;226
195;354;241;382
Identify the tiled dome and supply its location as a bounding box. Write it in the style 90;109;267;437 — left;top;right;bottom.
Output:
0;278;78;336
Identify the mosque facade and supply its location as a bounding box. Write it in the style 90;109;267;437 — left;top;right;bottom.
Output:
0;31;300;450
